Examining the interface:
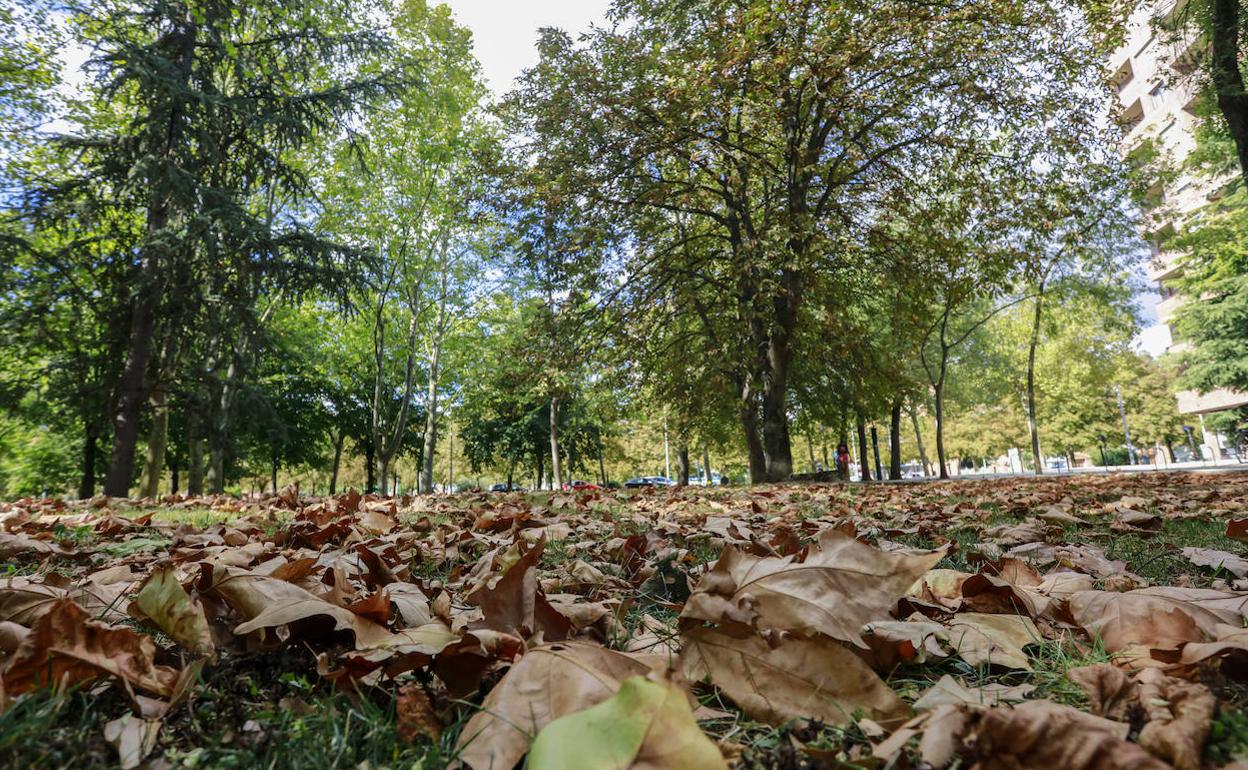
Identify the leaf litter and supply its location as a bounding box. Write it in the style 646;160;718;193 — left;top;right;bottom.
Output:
0;471;1246;768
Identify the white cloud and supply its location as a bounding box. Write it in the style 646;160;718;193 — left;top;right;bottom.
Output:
441;0;612;95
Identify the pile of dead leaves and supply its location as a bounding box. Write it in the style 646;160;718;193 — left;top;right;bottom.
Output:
1;472;1247;769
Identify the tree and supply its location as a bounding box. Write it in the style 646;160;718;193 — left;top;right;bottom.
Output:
507;0;1107;481
16;0;406;497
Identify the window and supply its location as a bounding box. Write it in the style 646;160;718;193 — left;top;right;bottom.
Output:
1150;82;1168;109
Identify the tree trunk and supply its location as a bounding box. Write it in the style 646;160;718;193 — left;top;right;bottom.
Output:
329;429;346;495
760;362;793;481
78;422;98;499
702;444;712;486
870;425;883;481
677;445;690;486
1212;0;1248;187
139;386;169;498
105;20;195;497
419;295;447;494
170;458;178;496
597;430;608;485
737;394;767;483
270;450;278;494
103;280;158;497
934;379;948;479
856;416;871;483
889;400;902;480
806;432;817;472
549;395;563;490
365;442;376;493
908;405;932;478
535;447;544;492
1027;294;1044;475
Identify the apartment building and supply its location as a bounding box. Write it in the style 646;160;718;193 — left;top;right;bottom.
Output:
1108;0;1248;458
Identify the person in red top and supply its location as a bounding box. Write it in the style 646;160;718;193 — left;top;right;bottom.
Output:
835;442;851;481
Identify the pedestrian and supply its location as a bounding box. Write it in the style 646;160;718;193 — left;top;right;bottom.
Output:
836;442;851;481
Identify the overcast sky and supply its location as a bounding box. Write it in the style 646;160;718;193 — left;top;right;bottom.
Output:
442;0;612;95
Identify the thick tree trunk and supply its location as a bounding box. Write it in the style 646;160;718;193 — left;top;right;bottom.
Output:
329;429;346;495
1212;0;1248;187
856;416;871;483
549;396;562;490
104;281;158;497
702;444;712;485
760;363;793;480
139;387;169;498
677;445;690;486
1027;294;1044;475
889;400;902;480
78;422;98;499
365;442;376;493
736;389;767;483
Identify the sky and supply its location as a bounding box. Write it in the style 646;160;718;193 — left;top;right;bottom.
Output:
441;0;612;95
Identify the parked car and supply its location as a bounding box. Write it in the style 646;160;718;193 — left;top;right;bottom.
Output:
489;483;526;492
624;477;652;488
562;480;601;491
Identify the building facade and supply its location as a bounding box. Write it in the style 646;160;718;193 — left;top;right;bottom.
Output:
1108;0;1248;458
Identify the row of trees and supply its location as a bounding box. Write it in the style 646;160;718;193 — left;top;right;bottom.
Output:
0;0;1197;499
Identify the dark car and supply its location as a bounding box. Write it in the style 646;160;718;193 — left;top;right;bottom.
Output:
489;483;526;492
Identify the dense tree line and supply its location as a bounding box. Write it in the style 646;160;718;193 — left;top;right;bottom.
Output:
0;0;1218;499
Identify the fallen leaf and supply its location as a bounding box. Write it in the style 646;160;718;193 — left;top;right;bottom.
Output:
527;675;728;770
1136;668;1216;770
1067;663;1135;720
103;714;161;770
132;567;214;655
682;529;944;645
945;613;1039;670
455;642;654;770
2;599;180;698
974;700;1170;770
682;625;909;726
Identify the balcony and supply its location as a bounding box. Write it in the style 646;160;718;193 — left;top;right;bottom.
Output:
1156;292;1184;324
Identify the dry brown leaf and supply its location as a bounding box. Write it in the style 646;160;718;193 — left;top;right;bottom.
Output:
945;613;1039;670
1181;547;1248;578
1067;663;1136;720
682;625;909;727
1136;668;1216;770
912;674;1034;711
974;700;1170;770
2;599;180;698
1176;623;1248;667
682;529;944;645
103;714;162;770
201;565;394;648
1067;590;1212;659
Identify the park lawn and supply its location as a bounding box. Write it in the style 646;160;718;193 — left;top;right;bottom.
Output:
1;472;1247;769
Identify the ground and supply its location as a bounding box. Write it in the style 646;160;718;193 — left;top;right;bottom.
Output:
1;472;1247;770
